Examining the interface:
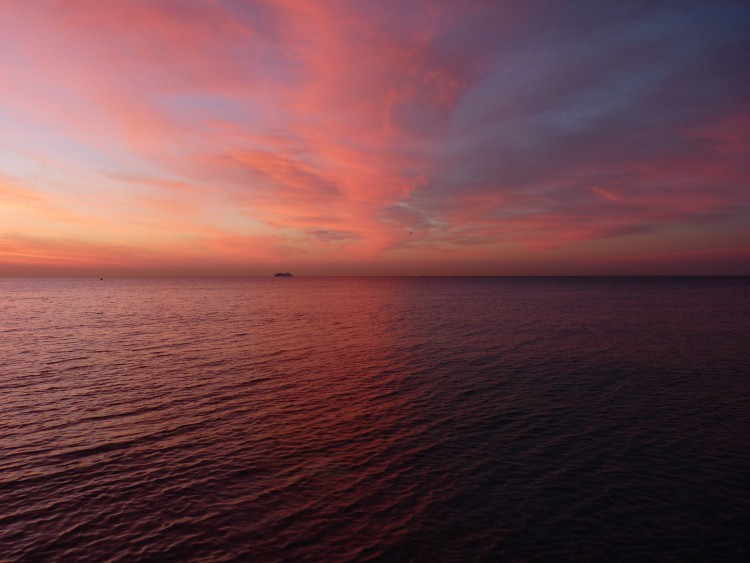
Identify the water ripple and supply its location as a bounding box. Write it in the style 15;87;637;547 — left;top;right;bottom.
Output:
1;277;748;561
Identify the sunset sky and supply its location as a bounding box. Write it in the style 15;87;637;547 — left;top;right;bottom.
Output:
1;0;749;276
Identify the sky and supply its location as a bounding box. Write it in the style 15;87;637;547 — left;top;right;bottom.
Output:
1;0;749;276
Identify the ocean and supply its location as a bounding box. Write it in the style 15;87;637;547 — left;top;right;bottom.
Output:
1;276;748;561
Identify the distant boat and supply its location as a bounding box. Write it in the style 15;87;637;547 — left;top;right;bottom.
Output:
273;272;293;277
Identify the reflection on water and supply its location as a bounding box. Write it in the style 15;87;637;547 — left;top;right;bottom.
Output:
1;277;748;561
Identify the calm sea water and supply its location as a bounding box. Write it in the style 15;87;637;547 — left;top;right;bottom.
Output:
1;277;748;562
